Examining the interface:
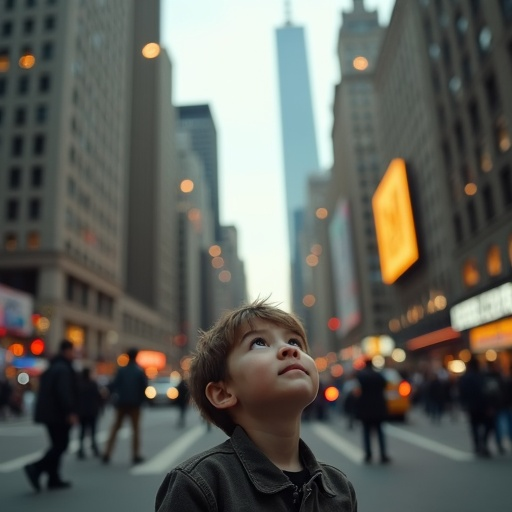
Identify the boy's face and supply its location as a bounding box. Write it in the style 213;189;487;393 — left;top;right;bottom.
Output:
223;318;319;417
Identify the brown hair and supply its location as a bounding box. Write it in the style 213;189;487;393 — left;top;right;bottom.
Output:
188;298;309;436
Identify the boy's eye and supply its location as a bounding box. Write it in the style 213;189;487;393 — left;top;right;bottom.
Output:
288;338;304;349
249;337;268;349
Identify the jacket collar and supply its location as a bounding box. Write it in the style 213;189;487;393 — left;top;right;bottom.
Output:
230;426;336;497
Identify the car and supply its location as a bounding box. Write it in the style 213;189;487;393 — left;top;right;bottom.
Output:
381;367;411;421
145;375;182;406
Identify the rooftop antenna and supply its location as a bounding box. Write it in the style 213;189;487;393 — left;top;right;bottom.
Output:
284;0;292;26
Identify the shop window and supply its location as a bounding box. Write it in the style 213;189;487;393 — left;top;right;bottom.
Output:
462;258;480;287
486;245;502;277
495;117;511;153
4;232;17;251
27;231;40;249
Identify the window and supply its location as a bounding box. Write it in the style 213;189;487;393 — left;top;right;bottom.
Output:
501;166;512;205
484;73;500;112
4;233;17;251
27;231;40;249
6;199;19;220
35;105;47;123
23;18;35;34
5;0;15;10
39;74;50;92
18;76;29;95
1;21;12;37
486;246;502;276
11;136;24;156
0;77;6;96
41;41;53;60
501;0;512;21
33;134;45;155
495;118;511;153
31;166;43;187
454;214;463;243
44;16;55;31
462;258;480;287
28;198;41;220
15;107;27;125
482;185;495;220
467;200;477;233
8;167;21;189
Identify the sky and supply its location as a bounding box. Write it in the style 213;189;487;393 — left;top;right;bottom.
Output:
161;0;395;312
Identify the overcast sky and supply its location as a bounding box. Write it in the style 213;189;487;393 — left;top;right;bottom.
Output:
161;0;395;311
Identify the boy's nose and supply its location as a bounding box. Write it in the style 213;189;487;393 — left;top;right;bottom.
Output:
278;344;299;359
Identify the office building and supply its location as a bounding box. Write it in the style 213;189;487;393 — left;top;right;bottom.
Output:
275;14;321;317
327;0;390;352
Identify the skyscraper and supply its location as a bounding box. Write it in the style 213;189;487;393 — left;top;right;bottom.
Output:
177;105;220;241
275;10;320;312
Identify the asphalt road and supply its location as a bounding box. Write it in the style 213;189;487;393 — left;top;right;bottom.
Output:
1;405;511;512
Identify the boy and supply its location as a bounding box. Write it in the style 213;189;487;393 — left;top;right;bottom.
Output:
155;299;357;511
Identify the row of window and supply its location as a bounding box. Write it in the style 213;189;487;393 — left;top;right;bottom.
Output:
453;165;512;241
4;230;40;250
4;197;41;221
4;133;47;156
66;275;114;318
1;15;56;37
6;165;44;188
0;103;48;127
3;0;57;10
0;73;51;95
462;238;512;288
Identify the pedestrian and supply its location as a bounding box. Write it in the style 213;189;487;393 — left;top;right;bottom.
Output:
355;358;391;464
101;347;148;465
24;339;79;491
458;357;494;457
155;299;358;512
77;367;103;459
0;375;13;420
174;376;189;428
484;360;506;454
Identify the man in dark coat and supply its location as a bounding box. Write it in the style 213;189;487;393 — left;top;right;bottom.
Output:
24;339;78;491
101;347;148;464
355;358;390;464
458;357;495;457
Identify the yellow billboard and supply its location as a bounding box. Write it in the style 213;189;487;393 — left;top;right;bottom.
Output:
372;158;419;284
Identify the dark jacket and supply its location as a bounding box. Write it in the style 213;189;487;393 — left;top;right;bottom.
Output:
355;367;388;422
78;377;103;418
110;361;147;407
458;369;488;414
34;355;78;424
155;426;357;512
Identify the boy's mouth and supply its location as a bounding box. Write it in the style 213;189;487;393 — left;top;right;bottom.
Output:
279;364;308;375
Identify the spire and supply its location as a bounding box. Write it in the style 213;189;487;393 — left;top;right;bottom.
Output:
284;0;292;26
353;0;365;13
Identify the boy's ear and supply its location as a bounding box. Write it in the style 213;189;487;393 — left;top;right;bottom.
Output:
205;381;237;410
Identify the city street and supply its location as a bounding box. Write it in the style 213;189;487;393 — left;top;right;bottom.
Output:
1;405;511;512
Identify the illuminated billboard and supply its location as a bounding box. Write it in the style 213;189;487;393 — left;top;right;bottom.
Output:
0;284;33;336
372;158;419;284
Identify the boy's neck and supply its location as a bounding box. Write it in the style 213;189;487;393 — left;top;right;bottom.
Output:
242;419;303;472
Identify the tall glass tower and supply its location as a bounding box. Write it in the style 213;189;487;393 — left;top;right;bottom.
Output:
276;14;319;312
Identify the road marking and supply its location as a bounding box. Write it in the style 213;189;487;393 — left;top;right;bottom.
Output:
311;423;364;464
0;426;130;473
384;424;474;461
131;424;205;475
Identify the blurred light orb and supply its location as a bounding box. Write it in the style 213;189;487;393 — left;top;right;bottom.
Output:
391;348;406;362
315;207;328;219
447;360;466;374
180;179;194;193
142;42;160;59
19;54;35;69
372;355;385;368
219;270;231;282
353;56;369;70
302;294;316;307
209;245;221;257
18;372;30;385
485;349;497;361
